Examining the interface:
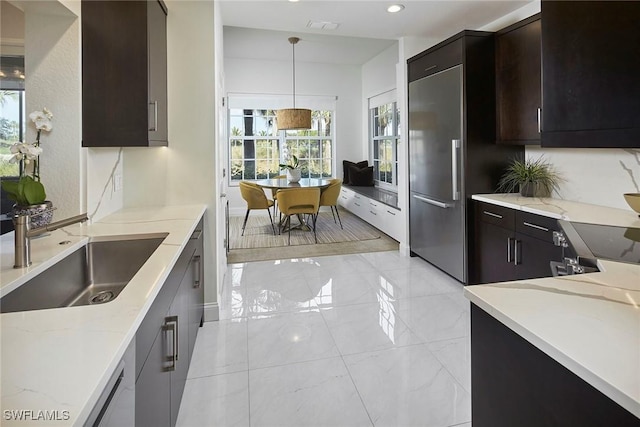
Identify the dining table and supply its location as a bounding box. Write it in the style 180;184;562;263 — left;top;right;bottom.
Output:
255;178;332;232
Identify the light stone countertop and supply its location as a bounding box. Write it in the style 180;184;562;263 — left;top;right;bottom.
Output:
466;194;640;418
0;205;206;426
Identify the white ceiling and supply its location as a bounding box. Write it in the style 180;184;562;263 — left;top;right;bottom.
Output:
220;0;532;64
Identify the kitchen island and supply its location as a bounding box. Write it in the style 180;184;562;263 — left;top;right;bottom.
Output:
0;205;206;426
466;194;640;425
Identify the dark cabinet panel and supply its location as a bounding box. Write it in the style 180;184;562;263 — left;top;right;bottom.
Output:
135;327;171;427
82;0;168;147
495;14;541;145
408;37;463;82
540;1;640;148
135;218;204;427
472;201;563;284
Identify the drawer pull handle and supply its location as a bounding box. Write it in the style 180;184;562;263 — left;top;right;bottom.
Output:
370;210;377;216
193;255;201;288
386;210;396;216
424;64;437;72
514;240;521;265
523;221;549;232
354;202;361;207
483;211;503;219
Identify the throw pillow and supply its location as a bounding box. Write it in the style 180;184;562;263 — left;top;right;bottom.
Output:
343;160;368;185
348;165;374;186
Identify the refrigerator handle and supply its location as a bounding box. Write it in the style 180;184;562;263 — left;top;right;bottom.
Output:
412;194;454;209
452;139;460;200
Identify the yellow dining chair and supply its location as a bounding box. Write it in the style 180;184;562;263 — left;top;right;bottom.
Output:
319;178;343;229
271;174;286;216
276;188;320;244
239;181;276;236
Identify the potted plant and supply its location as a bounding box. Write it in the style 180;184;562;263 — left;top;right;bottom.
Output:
279;155;302;183
1;108;54;227
497;156;562;197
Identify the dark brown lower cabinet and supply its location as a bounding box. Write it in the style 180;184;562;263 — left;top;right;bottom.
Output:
473;201;563;284
136;219;204;427
471;304;640;426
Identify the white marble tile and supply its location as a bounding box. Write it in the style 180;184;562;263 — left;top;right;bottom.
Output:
303;253;376;279
244;276;318;316
249;357;373;427
428;337;472;394
399;294;470;343
372;263;463;300
360;250;416;271
309;271;382;308
322;302;423;355
247;311;340;369
176;371;250;427
187;319;248;379
344;344;471;427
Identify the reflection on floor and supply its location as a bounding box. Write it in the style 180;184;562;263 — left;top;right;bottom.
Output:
176;251;472;427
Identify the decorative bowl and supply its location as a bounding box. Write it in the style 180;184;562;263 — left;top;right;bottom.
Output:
623;193;640;216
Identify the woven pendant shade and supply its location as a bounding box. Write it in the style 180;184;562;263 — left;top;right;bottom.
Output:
276;108;311;130
276;36;312;130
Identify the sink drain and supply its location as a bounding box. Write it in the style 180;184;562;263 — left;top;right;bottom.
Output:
90;291;114;304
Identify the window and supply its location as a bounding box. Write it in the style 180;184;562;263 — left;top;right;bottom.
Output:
1;56;26;178
370;98;399;187
228;106;334;182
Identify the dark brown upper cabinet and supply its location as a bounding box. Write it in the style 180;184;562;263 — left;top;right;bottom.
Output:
540;1;640;148
495;14;541;145
82;0;168;147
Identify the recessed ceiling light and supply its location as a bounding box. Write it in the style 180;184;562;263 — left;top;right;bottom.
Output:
289;0;300;2
387;4;405;13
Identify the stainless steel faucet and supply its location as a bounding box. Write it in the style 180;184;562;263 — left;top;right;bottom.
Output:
13;211;88;268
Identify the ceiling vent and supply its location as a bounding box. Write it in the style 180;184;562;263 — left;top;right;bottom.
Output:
306;20;340;30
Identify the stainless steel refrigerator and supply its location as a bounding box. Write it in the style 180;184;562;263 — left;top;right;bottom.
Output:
408;32;522;284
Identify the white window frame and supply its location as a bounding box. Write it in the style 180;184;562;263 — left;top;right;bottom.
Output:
226;94;336;185
369;90;399;190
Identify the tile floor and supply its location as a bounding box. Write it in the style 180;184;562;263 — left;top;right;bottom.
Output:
176;251;472;427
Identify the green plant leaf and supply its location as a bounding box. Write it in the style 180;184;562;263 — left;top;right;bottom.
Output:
1;180;20;202
21;176;46;205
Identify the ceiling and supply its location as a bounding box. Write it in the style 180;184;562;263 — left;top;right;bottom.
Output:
220;0;532;64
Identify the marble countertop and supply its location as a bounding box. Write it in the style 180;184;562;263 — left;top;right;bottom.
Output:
466;194;640;418
472;193;640;227
0;205;206;426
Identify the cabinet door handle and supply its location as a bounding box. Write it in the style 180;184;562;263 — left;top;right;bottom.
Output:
514;240;521;265
523;221;549;232
193;255;201;288
424;64;437;72
537;108;541;133
149;101;158;131
162;316;177;371
483;210;503;219
507;237;513;263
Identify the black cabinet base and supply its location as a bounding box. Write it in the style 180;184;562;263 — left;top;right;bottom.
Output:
471;304;640;427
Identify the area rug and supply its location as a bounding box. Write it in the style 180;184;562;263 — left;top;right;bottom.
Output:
227;208;399;263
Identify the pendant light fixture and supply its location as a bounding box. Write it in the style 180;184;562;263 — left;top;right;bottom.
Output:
276;37;312;130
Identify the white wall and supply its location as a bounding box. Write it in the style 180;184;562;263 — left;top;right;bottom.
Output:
24;2;83;220
224;54;362;214
123;0;218;318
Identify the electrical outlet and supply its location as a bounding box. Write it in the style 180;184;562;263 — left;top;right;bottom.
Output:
113;173;123;192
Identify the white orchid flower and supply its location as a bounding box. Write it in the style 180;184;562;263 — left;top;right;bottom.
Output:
29;108;54;132
9;142;42;163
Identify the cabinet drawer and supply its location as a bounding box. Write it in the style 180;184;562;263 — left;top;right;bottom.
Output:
476;201;515;229
408;38;463;82
515;210;559;243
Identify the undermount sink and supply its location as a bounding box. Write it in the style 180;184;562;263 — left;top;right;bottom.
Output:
0;233;168;313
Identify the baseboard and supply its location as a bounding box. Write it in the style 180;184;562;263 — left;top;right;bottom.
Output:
399;242;411;256
203;302;219;322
